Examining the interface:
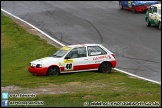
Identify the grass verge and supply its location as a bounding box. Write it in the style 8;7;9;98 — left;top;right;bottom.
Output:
1;13;161;107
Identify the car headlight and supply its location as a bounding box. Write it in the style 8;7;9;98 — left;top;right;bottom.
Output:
30;63;36;67
36;64;43;68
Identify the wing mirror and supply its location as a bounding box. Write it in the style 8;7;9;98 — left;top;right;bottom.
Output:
65;56;71;59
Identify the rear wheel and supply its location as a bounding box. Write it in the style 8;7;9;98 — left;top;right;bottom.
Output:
99;62;112;73
46;66;60;76
146;18;151;27
158;21;161;30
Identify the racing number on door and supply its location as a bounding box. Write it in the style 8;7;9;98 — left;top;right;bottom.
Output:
66;63;72;69
64;59;74;71
65;63;73;70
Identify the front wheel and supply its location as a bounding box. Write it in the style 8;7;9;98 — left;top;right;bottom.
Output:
146;18;151;27
158;21;161;30
99;62;112;73
46;66;60;76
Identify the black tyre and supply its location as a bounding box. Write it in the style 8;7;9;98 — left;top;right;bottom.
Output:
132;5;136;13
146;18;151;27
99;62;112;73
46;66;60;76
119;2;123;9
158;21;161;30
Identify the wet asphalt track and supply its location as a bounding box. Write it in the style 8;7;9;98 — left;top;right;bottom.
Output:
1;1;161;83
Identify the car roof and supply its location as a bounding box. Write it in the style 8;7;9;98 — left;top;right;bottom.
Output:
67;44;102;48
151;4;161;8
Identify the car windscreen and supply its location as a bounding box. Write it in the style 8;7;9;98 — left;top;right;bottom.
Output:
51;46;71;57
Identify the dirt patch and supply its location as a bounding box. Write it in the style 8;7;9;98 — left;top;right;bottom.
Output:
23;87;69;95
1;82;82;95
113;87;127;91
62;82;82;87
82;95;96;99
1;85;22;92
1;82;108;95
1;80;126;95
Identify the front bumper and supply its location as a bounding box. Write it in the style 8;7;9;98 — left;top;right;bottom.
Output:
28;66;48;76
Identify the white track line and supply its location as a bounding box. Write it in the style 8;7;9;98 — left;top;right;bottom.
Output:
114;68;161;85
1;9;65;47
1;8;161;85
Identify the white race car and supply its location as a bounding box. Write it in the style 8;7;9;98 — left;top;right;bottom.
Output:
145;4;161;29
28;44;117;76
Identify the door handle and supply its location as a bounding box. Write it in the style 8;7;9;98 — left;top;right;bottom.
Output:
84;59;88;60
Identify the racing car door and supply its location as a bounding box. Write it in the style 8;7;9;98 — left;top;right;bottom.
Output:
63;47;89;71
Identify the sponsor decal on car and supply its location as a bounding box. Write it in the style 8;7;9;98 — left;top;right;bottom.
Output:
58;62;62;66
154;15;157;19
61;46;71;50
93;55;111;60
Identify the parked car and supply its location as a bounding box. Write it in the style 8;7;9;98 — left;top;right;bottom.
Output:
28;44;117;76
119;1;159;13
145;4;161;30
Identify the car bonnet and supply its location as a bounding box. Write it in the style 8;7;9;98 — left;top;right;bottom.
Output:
30;57;61;65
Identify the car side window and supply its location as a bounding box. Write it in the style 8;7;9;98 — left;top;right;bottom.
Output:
88;46;107;56
148;7;152;13
77;47;87;58
65;47;87;59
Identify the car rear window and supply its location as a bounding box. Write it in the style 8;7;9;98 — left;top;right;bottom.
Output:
88;46;107;56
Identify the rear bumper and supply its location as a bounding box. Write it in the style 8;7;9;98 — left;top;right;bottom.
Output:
110;60;117;68
28;66;48;76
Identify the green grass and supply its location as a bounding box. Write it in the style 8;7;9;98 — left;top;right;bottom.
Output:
1;13;58;87
1;13;161;107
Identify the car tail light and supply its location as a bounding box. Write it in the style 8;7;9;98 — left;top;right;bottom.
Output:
111;54;115;58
